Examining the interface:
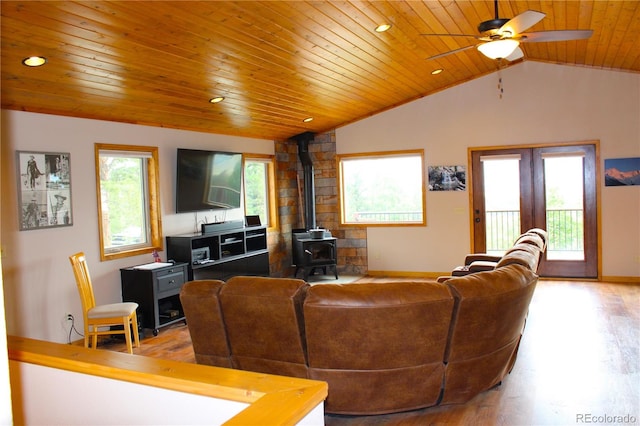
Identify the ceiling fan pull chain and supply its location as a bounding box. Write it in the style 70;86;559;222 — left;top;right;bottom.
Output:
497;68;504;99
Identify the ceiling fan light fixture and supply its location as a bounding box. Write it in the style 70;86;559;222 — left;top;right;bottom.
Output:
477;39;519;59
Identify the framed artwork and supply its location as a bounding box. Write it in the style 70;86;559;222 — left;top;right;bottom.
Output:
428;165;466;191
16;151;72;230
604;157;640;187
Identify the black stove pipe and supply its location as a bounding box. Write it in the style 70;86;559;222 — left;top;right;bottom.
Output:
291;131;316;231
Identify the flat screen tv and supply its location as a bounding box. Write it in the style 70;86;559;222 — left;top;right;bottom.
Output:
176;148;242;213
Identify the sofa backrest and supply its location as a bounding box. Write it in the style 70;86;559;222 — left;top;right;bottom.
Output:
219;276;310;378
497;243;541;271
179;280;232;368
303;281;454;415
441;264;538;404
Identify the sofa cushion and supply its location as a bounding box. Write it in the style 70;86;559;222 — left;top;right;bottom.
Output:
179;280;232;368
304;281;454;414
441;264;538;404
496;245;540;271
219;276;309;378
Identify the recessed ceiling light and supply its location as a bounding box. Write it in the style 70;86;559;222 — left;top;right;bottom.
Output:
431;68;444;75
22;56;47;67
302;117;314;123
209;96;225;103
375;24;392;33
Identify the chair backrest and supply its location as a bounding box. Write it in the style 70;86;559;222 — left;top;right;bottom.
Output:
69;252;96;315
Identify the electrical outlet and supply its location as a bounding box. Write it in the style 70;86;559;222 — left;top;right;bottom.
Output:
65;313;73;322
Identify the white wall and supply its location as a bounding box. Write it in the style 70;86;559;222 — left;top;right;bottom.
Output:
0;112;273;342
10;361;247;425
337;62;640;278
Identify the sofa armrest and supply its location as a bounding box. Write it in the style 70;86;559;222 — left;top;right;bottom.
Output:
463;253;502;265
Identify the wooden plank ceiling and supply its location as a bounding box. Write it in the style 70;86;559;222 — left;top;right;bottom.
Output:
2;1;639;141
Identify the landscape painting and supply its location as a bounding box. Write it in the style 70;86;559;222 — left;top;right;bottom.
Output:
604;157;640;187
428;165;466;191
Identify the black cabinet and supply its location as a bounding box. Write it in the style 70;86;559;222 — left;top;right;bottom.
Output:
120;262;188;336
166;225;269;281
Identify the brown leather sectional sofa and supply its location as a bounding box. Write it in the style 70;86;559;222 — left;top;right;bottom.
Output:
180;229;545;415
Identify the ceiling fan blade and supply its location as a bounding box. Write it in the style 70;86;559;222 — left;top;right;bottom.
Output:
505;46;524;61
426;44;476;60
420;33;479;39
499;10;545;36
521;29;594;42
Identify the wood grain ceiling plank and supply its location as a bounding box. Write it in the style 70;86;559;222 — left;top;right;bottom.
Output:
617;3;640;70
48;3;362;125
400;1;487;79
311;0;438;94
379;1;476;86
250;1;420;105
154;1;390;116
6;1;364;127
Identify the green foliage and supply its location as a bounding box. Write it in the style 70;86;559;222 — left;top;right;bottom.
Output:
244;162;267;222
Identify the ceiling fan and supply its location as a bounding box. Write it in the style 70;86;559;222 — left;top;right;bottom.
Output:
422;0;593;61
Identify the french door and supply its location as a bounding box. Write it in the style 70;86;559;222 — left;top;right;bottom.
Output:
470;143;598;278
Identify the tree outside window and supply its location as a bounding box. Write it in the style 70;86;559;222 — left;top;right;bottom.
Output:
339;150;425;226
244;155;277;229
95;144;162;261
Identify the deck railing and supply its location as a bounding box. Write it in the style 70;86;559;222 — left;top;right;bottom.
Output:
354;211;423;222
486;209;584;253
353;209;584;255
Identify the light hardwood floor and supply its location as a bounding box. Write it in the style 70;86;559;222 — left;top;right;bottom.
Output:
98;279;640;425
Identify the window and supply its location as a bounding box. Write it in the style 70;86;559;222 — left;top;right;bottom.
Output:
243;154;277;229
338;150;425;226
95;144;162;261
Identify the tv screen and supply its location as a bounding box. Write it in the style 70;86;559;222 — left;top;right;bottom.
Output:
176;149;242;213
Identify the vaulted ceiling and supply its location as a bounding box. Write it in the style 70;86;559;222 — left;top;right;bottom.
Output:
2;1;639;141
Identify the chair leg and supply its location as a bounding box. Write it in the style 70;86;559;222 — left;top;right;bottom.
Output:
132;313;141;348
91;330;98;350
83;324;90;348
123;316;133;354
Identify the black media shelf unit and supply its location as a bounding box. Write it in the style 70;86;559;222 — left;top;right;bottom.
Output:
166;225;269;281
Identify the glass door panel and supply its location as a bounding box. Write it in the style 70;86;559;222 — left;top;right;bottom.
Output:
481;156;521;256
543;154;585;261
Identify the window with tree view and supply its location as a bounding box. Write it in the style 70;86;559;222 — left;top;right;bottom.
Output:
339;150;425;226
244;155;277;229
95;144;162;260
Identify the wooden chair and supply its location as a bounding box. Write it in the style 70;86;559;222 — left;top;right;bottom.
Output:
69;252;140;354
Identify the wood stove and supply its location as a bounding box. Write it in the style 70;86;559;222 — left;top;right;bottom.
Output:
292;229;338;280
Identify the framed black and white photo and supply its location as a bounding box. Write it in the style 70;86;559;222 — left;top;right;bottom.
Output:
17;151;72;230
